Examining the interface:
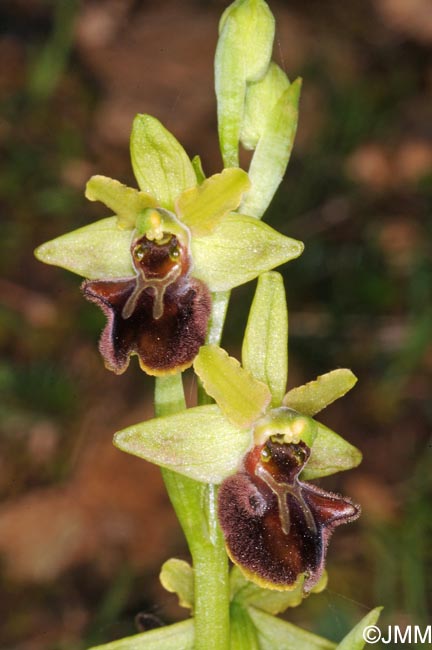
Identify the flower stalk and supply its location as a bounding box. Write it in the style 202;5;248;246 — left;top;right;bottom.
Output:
155;374;230;650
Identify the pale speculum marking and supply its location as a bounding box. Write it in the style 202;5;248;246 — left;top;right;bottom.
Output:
255;464;317;536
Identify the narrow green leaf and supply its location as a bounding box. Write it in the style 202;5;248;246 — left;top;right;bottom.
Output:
85;175;156;229
160;559;194;611
113;404;250;484
176;168;250;237
242;272;288;406
34;217;134;279
283;369;358;416
191;214;304;291
241;62;290;150
194;345;271;429
87;619;194;650
301;422;362;480
240;78;301;218
130;114;197;210
249;608;336;650
215;0;275;167
336;608;383;650
230;602;260;650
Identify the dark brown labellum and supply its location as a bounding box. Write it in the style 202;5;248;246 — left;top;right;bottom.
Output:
218;439;360;592
82;231;211;376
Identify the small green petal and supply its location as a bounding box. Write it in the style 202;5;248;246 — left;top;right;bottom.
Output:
160;559;194;611
301;422;362;480
87;619;194;650
34;217;134;279
240;78;302;218
85;175;156;229
215;0;275;167
336;608;383;650
283;369;358;416
130;114;197;210
242;272;288;406
241;63;290;151
191;214;304;291
194;345;271;429
230;602;260;650
176;168;250;237
249;608;336;650
113;404;250;484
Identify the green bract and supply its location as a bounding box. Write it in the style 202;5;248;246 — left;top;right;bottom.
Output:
114;272;361;483
35;115;303;292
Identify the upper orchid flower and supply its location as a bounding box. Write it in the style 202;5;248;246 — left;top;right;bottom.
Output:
113;271;362;591
35;115;303;375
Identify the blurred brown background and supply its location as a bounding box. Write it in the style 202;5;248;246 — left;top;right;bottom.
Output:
1;0;431;648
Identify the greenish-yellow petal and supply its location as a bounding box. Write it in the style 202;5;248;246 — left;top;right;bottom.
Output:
176;168;250;237
194;345;271;429
191;214;304;291
130;114;197;210
242;272;288;406
283;369;358;416
85;175;156;229
160;559;194;611
113;404;250;484
301;422;362;480
241;62;290;151
34;217;134;279
240;78;302;218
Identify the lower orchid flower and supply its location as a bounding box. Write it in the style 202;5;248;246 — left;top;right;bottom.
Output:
113;271;362;591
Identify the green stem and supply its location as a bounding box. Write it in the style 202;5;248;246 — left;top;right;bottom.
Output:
155;374;230;650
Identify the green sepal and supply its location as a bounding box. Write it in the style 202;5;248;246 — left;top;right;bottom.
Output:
191;214;304;291
241;62;290;150
85;175;156;230
215;0;275;167
87;619;194;650
130;114;197;210
283;369;358;416
191;155;206;184
301;422;362;480
176;168;250;237
248;608;336;650
240;78;302;218
336;608;383;650
230;602;260;650
231;566;327;615
113;404;250;484
34;217;134;279
160;558;194;611
193;345;271;429
242;272;288;407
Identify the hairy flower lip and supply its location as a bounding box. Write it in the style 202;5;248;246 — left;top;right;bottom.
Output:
218;439;360;593
83;272;211;376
